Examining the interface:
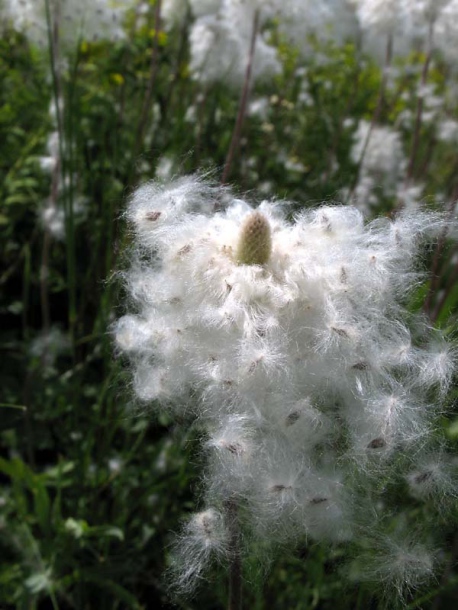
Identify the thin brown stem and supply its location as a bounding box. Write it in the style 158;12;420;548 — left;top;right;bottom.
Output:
431;532;458;610
322;65;361;186
133;0;162;164
22;372;35;468
221;9;260;185
224;498;243;610
406;21;434;181
430;245;458;324
31;0;65;467
193;89;210;168
345;33;392;203
40;231;51;336
417;134;437;178
164;9;191;115
115;0;146;131
40;155;61;337
423;185;458;317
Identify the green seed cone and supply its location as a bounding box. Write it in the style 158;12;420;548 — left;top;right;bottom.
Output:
235;211;272;266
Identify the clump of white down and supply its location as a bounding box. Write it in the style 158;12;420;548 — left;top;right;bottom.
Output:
188;0;281;86
159;0;458;87
278;0;359;55
353;0;458;64
176;0;359;86
345;120;408;212
0;0;135;47
114;175;457;594
352;0;414;60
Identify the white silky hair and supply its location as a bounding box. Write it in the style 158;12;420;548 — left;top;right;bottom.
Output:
114;175;456;593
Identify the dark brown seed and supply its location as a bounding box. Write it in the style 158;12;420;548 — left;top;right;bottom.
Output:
271;484;292;493
414;471;432;484
285;411;301;426
177;244;192;255
310;497;328;505
248;361;258;373
146;211;161;221
331;327;349;338
225;442;243;455
368;438;386;449
352;362;368;370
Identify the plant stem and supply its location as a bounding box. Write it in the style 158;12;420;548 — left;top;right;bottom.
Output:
224;498;243;610
44;0;77;344
221;9;260;185
423;191;457;317
431;532;458;610
322;61;361;186
406;20;434;181
345;33;392;204
133;0;162;169
430;250;458;324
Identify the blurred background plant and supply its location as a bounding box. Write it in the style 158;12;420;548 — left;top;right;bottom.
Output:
1;0;458;608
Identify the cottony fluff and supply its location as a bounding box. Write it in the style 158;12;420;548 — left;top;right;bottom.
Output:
114;175;456;596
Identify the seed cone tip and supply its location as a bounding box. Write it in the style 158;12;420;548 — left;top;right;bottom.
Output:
235;211;272;266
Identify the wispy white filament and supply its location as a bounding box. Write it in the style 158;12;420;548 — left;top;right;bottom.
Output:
115;176;456;593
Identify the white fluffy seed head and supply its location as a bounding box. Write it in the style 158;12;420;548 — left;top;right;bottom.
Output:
168;508;228;594
2;0;135;47
116;175;456;593
406;453;458;506
356;530;438;599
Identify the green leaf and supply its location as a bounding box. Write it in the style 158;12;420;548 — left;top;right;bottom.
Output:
0;403;27;410
4;193;34;206
32;482;51;534
25;571;52;594
77;572;141;609
88;525;125;541
64;518;87;539
44;461;75;480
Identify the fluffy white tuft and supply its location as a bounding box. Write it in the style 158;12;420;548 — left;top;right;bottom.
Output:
115;175;456;592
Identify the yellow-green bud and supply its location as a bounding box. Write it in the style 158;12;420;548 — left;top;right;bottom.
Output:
235;211;272;266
